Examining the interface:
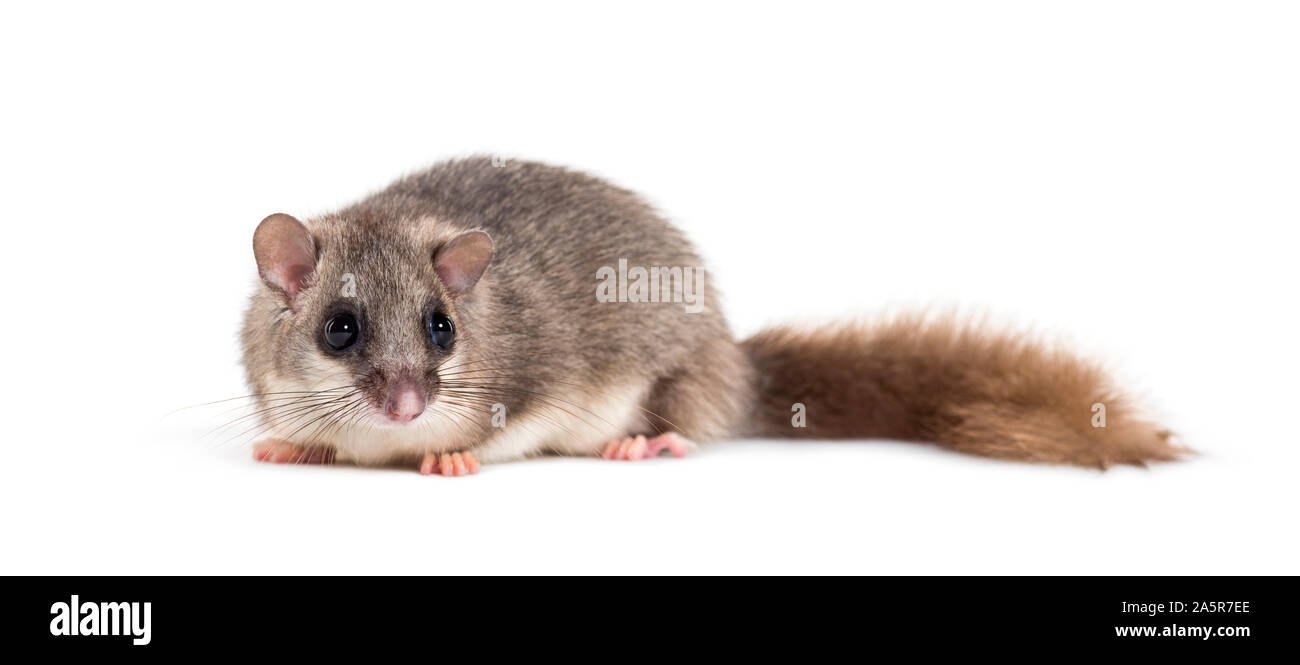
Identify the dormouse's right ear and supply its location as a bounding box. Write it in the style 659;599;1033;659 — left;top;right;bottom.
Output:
253;213;317;309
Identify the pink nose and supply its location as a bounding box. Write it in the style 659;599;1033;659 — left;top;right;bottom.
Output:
383;384;426;422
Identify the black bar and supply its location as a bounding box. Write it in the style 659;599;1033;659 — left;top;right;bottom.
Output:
3;576;1292;655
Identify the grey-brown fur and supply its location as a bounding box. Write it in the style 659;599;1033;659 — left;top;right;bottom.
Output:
241;156;1183;469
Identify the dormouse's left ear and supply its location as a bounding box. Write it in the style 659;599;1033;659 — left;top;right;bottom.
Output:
433;230;494;294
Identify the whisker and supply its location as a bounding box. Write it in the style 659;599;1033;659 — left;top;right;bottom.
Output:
439;383;614;436
438;369;679;434
164;385;356;418
437;391;581;440
218;389;362;448
203;390;357;441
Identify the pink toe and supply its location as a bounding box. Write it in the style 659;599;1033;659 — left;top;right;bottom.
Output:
627;435;648;460
646;432;691;458
253;440;281;462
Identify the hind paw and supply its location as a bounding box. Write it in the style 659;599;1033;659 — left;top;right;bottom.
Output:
600;432;691;461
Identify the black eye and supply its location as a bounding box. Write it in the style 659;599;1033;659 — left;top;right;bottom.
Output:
428;311;454;348
323;312;359;351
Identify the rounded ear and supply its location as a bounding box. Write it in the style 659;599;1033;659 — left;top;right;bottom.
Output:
433;230;494;294
253;213;317;308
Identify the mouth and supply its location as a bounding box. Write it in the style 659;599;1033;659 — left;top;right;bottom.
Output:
367;404;427;428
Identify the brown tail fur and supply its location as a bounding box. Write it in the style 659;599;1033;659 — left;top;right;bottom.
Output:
740;315;1186;468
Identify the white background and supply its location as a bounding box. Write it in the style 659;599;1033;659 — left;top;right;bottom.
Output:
1;1;1296;575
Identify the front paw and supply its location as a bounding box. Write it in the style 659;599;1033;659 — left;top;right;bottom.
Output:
253;439;335;464
419;450;481;477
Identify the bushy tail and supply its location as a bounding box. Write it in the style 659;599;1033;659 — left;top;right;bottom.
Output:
740;315;1185;468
